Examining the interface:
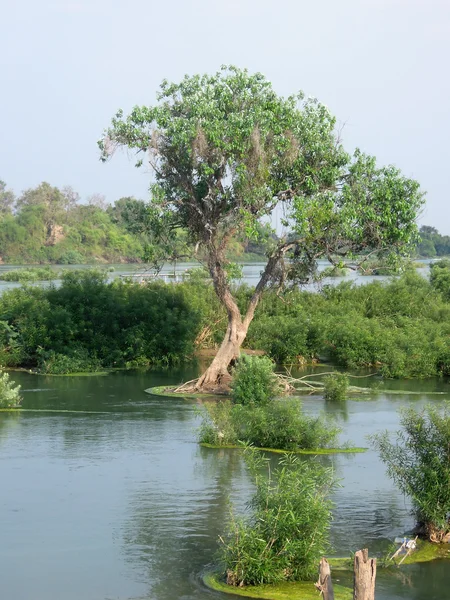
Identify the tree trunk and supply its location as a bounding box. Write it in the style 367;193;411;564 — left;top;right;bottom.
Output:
353;549;376;600
315;558;334;600
195;314;249;392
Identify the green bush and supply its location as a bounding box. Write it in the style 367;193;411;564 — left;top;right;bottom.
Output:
323;373;349;402
0;273;202;371
220;451;336;585
371;404;450;541
231;355;277;406
0;371;22;408
198;398;340;451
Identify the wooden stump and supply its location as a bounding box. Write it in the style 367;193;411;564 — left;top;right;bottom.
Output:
315;557;334;600
353;549;376;600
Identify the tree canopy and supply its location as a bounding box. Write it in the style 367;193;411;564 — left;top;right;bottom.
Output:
100;66;425;389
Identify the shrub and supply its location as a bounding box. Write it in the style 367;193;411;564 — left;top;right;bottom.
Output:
0;371;22;408
198;398;340;451
231;355;277;406
323;372;349;402
371;404;450;541
220;451;336;585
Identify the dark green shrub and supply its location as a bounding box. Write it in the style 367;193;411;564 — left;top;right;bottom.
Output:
371;404;450;541
231;355;277;406
323;373;349;402
220;451;336;585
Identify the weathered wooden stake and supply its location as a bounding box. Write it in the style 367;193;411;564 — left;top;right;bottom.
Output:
315;557;334;600
353;549;376;600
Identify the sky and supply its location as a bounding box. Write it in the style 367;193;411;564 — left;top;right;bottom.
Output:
1;0;449;230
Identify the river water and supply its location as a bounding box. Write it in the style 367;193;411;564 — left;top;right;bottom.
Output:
1;367;448;600
0;260;431;295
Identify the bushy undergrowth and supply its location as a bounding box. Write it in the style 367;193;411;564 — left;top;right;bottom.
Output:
1;268;450;377
220;451;336;585
242;270;450;378
0;270;202;373
371;404;450;541
0;371;22;408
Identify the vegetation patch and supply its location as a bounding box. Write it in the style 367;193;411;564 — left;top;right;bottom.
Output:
198;398;340;451
0;267;59;282
219;451;336;585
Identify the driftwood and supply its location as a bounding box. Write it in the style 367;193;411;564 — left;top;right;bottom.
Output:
390;536;418;565
315;557;334;600
353;549;376;600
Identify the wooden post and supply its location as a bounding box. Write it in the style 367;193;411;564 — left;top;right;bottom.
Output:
315;557;334;600
353;549;376;600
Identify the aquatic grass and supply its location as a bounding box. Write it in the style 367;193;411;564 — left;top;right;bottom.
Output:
219;451;337;585
198;398;340;451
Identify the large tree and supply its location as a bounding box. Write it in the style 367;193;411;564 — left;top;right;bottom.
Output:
100;66;424;391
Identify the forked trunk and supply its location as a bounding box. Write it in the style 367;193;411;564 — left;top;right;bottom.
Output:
195;315;249;392
194;242;287;393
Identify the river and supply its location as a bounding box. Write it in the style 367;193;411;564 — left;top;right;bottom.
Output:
0;367;448;600
0;259;431;295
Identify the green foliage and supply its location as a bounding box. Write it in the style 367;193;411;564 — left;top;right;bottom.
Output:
244;272;450;378
323;373;349;402
199;398;340;451
0;371;22;408
220;451;336;585
371;404;450;539
231;355;277;406
0;272;202;372
430;259;450;301
0;267;58;282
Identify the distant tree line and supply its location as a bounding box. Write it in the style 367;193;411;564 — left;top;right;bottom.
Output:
416;225;450;257
0;180;273;264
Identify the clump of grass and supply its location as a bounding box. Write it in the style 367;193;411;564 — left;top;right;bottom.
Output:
220;450;336;586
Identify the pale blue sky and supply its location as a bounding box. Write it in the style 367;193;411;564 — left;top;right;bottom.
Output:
1;0;449;230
